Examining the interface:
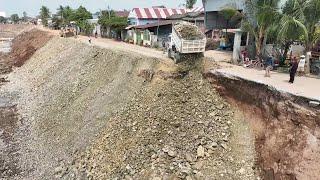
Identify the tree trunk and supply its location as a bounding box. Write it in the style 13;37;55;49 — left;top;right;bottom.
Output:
256;27;265;60
106;26;111;38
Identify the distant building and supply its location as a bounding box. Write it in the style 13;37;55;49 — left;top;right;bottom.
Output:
115;10;130;18
166;11;205;32
202;0;245;30
0;11;6;17
202;0;247;62
128;7;187;26
126;7;204;46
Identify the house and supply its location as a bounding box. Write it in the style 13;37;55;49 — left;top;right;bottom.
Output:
126;7;205;47
128;7;187;26
202;0;246;62
166;11;205;32
115;10;130;18
98;10;130;38
203;0;244;30
126;20;178;46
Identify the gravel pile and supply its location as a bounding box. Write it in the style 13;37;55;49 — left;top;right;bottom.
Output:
60;64;252;179
1;33;256;179
174;23;204;40
1;37;159;179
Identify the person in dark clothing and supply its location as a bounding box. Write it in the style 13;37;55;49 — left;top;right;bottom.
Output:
289;57;299;83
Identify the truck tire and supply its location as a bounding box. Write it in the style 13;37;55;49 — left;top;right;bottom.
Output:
173;52;181;64
168;49;172;59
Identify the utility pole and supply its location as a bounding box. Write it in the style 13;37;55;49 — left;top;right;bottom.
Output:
107;5;111;19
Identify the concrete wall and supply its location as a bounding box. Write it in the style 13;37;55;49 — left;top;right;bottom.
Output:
205;11;241;30
128;18;159;26
204;0;245;12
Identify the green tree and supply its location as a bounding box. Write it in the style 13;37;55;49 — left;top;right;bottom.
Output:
303;0;320;50
56;5;65;24
272;0;308;61
40;6;51;26
52;15;63;29
73;6;92;23
71;6;93;35
186;0;197;9
0;16;6;24
78;20;94;35
63;6;75;24
23;11;28;22
277;0;320;52
10;14;19;24
99;10;128;38
241;0;281;59
219;7;243;37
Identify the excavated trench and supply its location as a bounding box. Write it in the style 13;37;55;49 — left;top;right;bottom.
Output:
205;71;320;180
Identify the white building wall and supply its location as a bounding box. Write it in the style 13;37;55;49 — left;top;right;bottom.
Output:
0;11;6;17
204;0;245;12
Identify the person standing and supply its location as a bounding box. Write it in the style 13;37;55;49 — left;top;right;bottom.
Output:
289;57;299;83
265;55;273;77
88;36;92;44
297;55;306;76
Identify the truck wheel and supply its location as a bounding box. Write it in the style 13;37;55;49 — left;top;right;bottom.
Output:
168;49;172;59
173;52;181;64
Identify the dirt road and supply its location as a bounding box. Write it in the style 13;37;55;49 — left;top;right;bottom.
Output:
76;35;320;102
213;65;320;101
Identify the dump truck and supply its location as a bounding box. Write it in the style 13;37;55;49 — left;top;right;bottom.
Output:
167;22;206;63
60;24;77;38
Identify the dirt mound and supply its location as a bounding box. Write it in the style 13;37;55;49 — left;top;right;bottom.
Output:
9;29;53;67
0;27;52;178
0;28;52;75
1;37;159;179
0;24;34;38
174;23;204;40
57;62;256;179
1;36;256;179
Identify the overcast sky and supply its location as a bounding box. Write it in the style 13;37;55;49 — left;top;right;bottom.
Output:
0;0;203;17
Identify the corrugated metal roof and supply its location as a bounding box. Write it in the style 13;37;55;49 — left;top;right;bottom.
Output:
187;7;204;13
115;11;130;17
129;7;204;20
130;8;186;19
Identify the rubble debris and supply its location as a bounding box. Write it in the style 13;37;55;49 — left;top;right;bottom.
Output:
138;69;154;82
174;22;204;40
63;66;252;179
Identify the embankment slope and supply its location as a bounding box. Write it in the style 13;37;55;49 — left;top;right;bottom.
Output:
1;37;158;179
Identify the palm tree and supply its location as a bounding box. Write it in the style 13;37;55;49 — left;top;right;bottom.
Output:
272;0;308;61
241;0;281;59
219;7;243;39
186;0;197;9
40;6;50;26
57;5;65;24
303;0;320;51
